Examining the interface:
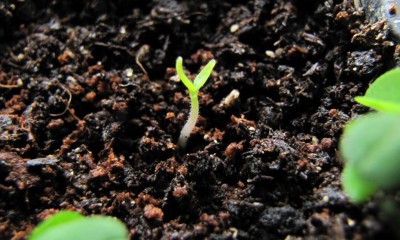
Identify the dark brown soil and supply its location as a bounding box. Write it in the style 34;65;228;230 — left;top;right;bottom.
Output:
1;0;399;239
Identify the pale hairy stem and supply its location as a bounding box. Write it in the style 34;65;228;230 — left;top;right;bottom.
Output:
178;91;199;149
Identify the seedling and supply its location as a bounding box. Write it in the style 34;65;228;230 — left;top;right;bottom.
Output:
176;57;216;149
340;68;400;203
29;211;129;240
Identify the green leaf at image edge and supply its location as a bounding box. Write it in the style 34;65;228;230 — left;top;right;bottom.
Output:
29;211;84;239
340;112;400;202
355;96;400;113
29;211;129;240
355;68;400;113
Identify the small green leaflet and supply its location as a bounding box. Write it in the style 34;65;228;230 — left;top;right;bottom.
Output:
193;59;216;90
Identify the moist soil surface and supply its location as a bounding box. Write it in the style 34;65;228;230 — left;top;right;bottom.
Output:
1;0;399;239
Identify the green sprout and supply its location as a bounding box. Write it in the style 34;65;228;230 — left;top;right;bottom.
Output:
29;211;129;240
340;68;400;203
176;57;216;149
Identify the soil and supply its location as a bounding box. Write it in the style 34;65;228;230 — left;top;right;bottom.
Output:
1;0;399;239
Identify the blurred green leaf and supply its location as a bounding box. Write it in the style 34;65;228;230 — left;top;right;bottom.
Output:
342;164;377;203
355;68;400;113
29;211;129;240
29;211;84;239
340;112;400;202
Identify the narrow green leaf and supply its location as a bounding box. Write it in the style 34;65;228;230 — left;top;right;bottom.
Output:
193;59;216;90
340;112;400;190
342;165;378;203
176;57;196;92
355;68;400;113
29;211;129;240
